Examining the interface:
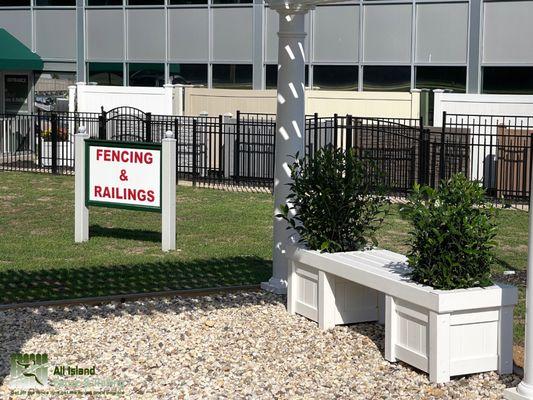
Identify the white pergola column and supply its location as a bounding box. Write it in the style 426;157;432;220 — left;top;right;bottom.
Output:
261;10;308;294
504;177;533;398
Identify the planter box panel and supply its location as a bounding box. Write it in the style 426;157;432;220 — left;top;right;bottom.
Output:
294;262;319;321
449;309;499;376
333;277;379;325
395;299;429;366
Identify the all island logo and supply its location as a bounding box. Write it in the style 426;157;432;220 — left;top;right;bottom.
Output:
9;354;48;389
8;353;124;395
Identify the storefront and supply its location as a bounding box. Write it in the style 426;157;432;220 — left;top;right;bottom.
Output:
0;28;43;115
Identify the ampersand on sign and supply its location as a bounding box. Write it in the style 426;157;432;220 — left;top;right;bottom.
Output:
119;169;129;181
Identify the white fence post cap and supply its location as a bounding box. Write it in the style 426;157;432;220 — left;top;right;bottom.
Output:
165;131;175;139
78;126;87;135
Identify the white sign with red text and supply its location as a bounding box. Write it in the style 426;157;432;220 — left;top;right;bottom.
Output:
87;144;161;210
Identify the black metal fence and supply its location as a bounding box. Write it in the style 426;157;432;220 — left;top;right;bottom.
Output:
1;107;533;204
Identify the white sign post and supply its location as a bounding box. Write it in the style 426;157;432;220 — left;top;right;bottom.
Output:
161;131;176;251
74;126;89;243
74;128;176;251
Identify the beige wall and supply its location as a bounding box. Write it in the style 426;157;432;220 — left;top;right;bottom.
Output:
184;87;277;116
306;91;420;119
183;87;420;119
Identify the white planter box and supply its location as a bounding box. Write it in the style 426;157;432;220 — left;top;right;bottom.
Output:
286;246;518;383
40;139;74;168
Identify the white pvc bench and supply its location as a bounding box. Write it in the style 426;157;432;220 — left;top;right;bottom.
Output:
286;246;518;383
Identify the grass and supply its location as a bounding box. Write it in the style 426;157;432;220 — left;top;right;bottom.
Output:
0;172;273;302
0;171;529;344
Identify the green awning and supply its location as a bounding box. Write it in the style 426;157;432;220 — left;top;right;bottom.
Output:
0;29;43;71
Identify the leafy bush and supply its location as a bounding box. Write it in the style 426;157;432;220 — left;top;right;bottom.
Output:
400;173;496;290
279;145;388;253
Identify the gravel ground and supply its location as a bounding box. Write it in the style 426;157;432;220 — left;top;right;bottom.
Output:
0;290;520;399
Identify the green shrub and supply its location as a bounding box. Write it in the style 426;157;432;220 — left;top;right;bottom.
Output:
400;173;496;290
279;145;388;253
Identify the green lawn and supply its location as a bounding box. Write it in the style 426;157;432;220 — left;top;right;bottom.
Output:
0;171;529;344
0;172;273;302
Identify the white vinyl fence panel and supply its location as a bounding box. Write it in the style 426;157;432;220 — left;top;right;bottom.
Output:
72;82;175;115
433;92;533;127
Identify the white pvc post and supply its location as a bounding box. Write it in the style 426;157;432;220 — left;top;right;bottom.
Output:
504;174;533;399
68;85;76;113
163;84;174;116
261;10;307;294
74;126;89;243
161;130;176;252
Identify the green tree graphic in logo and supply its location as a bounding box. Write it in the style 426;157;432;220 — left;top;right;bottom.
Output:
10;354;48;389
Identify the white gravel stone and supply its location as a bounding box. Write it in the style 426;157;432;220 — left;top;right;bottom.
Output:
0;291;518;399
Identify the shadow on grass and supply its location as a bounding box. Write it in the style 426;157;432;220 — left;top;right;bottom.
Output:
0;256;274;385
0;256;271;305
89;224;162;243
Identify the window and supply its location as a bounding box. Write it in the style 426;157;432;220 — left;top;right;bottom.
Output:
169;64;207;86
128;63;165;87
5;75;30;114
127;0;163;5
415;66;466;125
88;63;123;86
363;66;411;92
34;72;76;112
87;0;122;5
415;66;466;92
265;64;309;89
212;64;252;89
483;67;533;94
35;0;75;5
313;65;358;91
169;0;206;4
0;0;30;6
211;0;251;4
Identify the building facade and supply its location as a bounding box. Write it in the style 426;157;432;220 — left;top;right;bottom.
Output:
0;0;532;113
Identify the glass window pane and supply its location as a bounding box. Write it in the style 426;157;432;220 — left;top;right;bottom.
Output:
363;66;411;92
212;0;251;4
415;66;466;125
265;64;309;89
88;62;124;86
34;72;76;112
169;0;206;4
212;64;252;89
415;66;466;92
0;0;30;6
5;75;29;114
35;0;75;5
169;64;207;86
313;65;358;91
87;0;122;5
128;63;165;87
127;0;163;5
483;67;533;94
